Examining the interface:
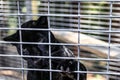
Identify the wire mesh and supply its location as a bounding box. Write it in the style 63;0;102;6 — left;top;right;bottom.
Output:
0;0;120;80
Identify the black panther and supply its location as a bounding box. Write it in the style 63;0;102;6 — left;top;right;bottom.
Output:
3;16;87;80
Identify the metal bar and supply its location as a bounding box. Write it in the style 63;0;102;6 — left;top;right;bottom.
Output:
49;0;120;2
1;13;120;18
1;41;120;47
17;1;25;80
77;2;81;80
0;66;120;76
0;67;87;74
106;2;113;80
0;54;120;62
1;28;120;33
47;0;52;80
8;0;120;2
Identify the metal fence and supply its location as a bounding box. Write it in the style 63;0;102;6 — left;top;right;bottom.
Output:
0;0;120;80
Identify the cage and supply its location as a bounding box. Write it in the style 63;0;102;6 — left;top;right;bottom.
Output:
0;0;120;80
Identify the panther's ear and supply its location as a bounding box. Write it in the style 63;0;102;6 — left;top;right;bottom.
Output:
37;16;48;28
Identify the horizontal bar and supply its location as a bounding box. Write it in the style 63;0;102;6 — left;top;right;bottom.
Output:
0;67;120;75
0;67;84;74
0;41;111;47
0;13;120;18
1;41;120;47
0;28;120;33
0;54;120;62
49;0;120;2
8;0;120;2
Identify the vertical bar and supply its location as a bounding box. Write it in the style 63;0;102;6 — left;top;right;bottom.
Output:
17;1;24;80
47;0;52;80
106;1;112;80
77;2;81;80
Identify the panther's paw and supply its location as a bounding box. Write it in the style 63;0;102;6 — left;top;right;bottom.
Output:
58;60;77;72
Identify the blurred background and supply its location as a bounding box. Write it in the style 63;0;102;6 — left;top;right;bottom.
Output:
0;0;120;80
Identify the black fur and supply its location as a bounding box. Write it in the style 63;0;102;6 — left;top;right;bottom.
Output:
3;16;87;80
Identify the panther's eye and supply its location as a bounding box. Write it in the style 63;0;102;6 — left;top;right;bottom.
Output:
39;38;44;42
32;21;36;26
23;48;30;55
